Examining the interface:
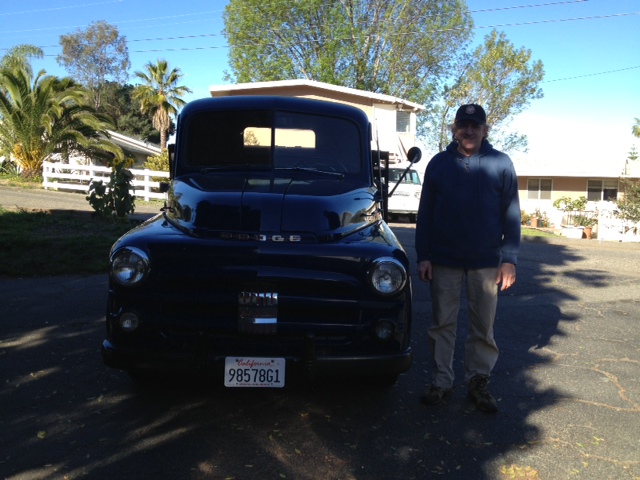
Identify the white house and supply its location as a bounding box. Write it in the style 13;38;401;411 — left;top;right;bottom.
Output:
513;150;640;229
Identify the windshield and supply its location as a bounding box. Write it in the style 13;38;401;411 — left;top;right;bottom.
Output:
183;109;362;174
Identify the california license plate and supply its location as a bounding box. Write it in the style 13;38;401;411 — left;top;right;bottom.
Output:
224;357;285;388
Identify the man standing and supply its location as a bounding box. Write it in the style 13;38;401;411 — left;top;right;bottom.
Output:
415;104;521;413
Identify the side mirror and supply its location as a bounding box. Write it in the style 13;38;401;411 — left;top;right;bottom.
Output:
388;147;423;198
167;144;175;178
407;146;422;164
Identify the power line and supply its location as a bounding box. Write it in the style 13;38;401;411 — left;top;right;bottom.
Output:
469;0;588;15
125;10;640;52
0;0;599;39
2;0;637;91
0;12;222;36
543;65;640;83
474;10;640;30
0;0;124;17
9;8;639;55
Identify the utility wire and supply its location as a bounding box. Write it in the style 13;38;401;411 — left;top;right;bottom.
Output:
6;8;640;52
9;9;638;54
1;0;636;91
543;65;640;83
0;0;598;38
129;10;640;52
474;11;640;30
470;0;588;15
0;0;124;17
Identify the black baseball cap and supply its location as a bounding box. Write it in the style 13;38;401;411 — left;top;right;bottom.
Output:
455;104;486;125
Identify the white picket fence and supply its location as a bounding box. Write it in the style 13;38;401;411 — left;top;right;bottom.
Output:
596;209;640;243
42;161;169;202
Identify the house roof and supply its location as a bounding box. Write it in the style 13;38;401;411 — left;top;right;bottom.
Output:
107;130;161;156
512;157;640;179
209;79;426;112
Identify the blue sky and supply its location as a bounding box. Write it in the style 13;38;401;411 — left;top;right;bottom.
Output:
466;0;640;171
1;0;638;167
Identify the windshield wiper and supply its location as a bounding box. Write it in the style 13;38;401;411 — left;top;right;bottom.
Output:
201;164;266;173
275;167;345;179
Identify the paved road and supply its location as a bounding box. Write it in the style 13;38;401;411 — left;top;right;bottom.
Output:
1;185;640;479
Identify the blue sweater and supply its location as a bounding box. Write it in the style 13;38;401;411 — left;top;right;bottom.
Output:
415;140;521;268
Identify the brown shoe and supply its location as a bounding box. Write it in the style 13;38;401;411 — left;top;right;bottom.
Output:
468;375;498;413
420;385;451;406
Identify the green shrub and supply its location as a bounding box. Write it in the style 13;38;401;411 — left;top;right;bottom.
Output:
87;162;136;220
144;149;169;182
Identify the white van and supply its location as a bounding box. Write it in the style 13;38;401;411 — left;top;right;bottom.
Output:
387;167;422;222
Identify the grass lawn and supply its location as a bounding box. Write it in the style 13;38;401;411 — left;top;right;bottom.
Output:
0;207;136;277
521;226;557;238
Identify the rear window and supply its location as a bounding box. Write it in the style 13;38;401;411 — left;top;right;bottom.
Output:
183;109;362;174
389;169;421;185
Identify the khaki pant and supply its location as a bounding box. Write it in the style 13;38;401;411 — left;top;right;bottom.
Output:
428;265;499;389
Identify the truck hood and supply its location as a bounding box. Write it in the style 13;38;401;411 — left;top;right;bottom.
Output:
165;174;380;240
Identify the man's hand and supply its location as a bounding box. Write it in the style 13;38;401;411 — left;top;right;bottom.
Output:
418;260;432;282
496;263;516;291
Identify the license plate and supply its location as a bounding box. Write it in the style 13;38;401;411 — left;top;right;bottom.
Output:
224;357;285;388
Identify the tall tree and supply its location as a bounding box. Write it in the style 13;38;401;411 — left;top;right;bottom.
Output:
0;66;122;178
424;30;544;153
132;59;192;150
223;0;472;107
57;21;131;109
99;82;160;144
223;1;544;153
633;118;640;138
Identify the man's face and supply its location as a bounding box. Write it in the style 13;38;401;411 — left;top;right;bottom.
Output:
455;120;486;156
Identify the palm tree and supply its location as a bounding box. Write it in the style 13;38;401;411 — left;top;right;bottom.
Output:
0;44;43;77
133;59;192;150
0;66;122;178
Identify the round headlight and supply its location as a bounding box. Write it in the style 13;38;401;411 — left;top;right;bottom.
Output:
368;258;407;296
110;247;150;286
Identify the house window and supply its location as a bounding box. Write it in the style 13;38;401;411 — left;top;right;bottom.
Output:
587;180;618;202
527;178;552;200
396;111;411;133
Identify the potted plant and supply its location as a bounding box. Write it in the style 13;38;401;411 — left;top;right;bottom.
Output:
553;196;588;239
574;213;597;239
529;208;544;228
539;211;550;228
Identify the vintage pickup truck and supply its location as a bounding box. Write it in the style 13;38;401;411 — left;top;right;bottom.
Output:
101;95;421;387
